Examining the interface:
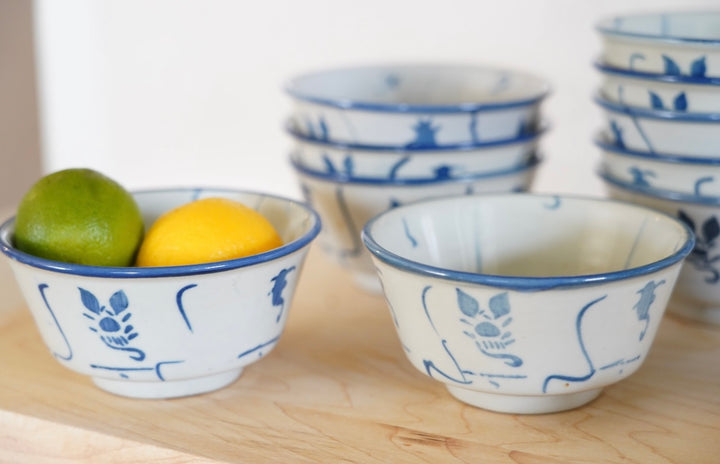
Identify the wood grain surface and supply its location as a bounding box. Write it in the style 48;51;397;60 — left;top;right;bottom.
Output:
0;247;718;464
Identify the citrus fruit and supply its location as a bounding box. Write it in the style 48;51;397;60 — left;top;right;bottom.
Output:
13;168;144;266
135;197;283;267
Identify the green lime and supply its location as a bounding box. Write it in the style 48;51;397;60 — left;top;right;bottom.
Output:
13;168;144;266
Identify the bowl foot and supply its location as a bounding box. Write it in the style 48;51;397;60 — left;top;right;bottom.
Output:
445;385;602;414
92;368;243;399
352;272;383;294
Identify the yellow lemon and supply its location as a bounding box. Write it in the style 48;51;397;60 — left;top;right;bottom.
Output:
136;197;283;267
13;168;144;266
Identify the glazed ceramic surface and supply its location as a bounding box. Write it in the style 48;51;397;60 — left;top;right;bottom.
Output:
362;194;693;414
0;188;321;399
595;95;720;157
292;158;539;294
288;126;543;180
596;133;720;196
597;11;720;78
596;62;720;113
602;172;720;326
285;64;550;148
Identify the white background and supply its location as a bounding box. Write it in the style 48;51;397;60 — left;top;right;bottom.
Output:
33;0;719;199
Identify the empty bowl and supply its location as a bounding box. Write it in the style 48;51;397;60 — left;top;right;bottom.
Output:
362;193;693;413
285;63;550;148
0;188;321;399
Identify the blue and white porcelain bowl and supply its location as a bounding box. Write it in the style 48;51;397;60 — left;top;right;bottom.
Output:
595;94;720;157
285;64;550;148
0;188;321;399
596;61;720;113
602;172;720;326
288;125;544;180
597;11;720;78
596;133;720;196
292;157;539;293
362;193;693;414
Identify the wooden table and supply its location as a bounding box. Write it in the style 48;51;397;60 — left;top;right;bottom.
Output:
1;243;719;463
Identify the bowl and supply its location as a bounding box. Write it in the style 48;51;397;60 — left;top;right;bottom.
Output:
595;132;720;196
285;64;550;148
596;61;720;113
595;94;720;157
601;171;720;325
292;157;540;293
361;193;693;414
596;11;720;78
288;125;545;180
0;188;321;399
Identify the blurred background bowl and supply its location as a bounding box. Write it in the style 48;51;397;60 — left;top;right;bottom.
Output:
362;193;693;413
0;187;321;399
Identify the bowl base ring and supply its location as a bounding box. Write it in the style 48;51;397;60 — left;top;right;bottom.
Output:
445;385;602;414
92;368;243;399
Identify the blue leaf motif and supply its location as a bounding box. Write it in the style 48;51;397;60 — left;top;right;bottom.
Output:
488;292;510;319
321;154;336;174
673;92;688;111
109;290;129;315
343;155;354;176
79;288;102;315
456;288;479;317
649;91;664;110
702;216;720;243
662;55;681;76
690;56;707;78
475;321;501;337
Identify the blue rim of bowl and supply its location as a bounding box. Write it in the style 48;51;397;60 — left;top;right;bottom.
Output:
361;193;695;291
596;11;720;45
594;61;720;86
599;169;720;205
594;94;720;121
284;64;551;113
286;123;548;153
290;153;540;186
0;188;322;278
594;132;720;164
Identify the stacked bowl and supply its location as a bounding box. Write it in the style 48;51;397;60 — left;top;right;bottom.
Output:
284;64;551;293
594;10;720;325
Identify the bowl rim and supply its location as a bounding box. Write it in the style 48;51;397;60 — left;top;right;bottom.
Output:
290;153;540;186
0;187;322;278
599;169;720;205
361;193;695;291
594;61;720;86
285;122;548;153
284;63;552;113
594;132;720;164
595;93;720;121
596;10;720;46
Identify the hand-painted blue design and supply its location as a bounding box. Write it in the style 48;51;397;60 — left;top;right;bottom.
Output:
81;288;145;362
402;217;417;248
610;120;626;149
691;56;707;78
237;335;280;359
190;188;203;201
662;55;681;76
176;284;197;332
89;360;184;381
388;156;411;180
389;198;401;209
633;280;665;341
469;112;479;144
269;266;296;322
543;195;561;210
629;53;645;70
677;210;720;283
334;186;363;258
674;92;688;111
694;176;714;197
37;284;73;361
321;154;337;174
304;116;330;142
318;117;329;142
648;91;688;111
649;92;664;110
628;166;656;187
406;119;440;149
517;118;532;137
385;73;400;89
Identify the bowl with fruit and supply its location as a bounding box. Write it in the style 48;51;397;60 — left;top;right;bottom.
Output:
0;169;321;399
361;193;693;414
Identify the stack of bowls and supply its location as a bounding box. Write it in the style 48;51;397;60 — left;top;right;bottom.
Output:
594;10;720;325
284;64;551;292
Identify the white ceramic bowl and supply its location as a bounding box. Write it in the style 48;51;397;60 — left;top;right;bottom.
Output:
601;172;720;326
285;64;550;148
292;157;539;294
362;193;693;414
596;61;720;113
597;11;720;78
0;188;321;399
596;133;720;196
288;125;544;180
595;94;720;157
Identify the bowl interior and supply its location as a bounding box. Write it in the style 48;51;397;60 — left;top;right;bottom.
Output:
286;64;549;108
598;11;720;42
364;194;691;281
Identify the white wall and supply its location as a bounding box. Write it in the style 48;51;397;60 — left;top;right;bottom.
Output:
33;0;718;199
